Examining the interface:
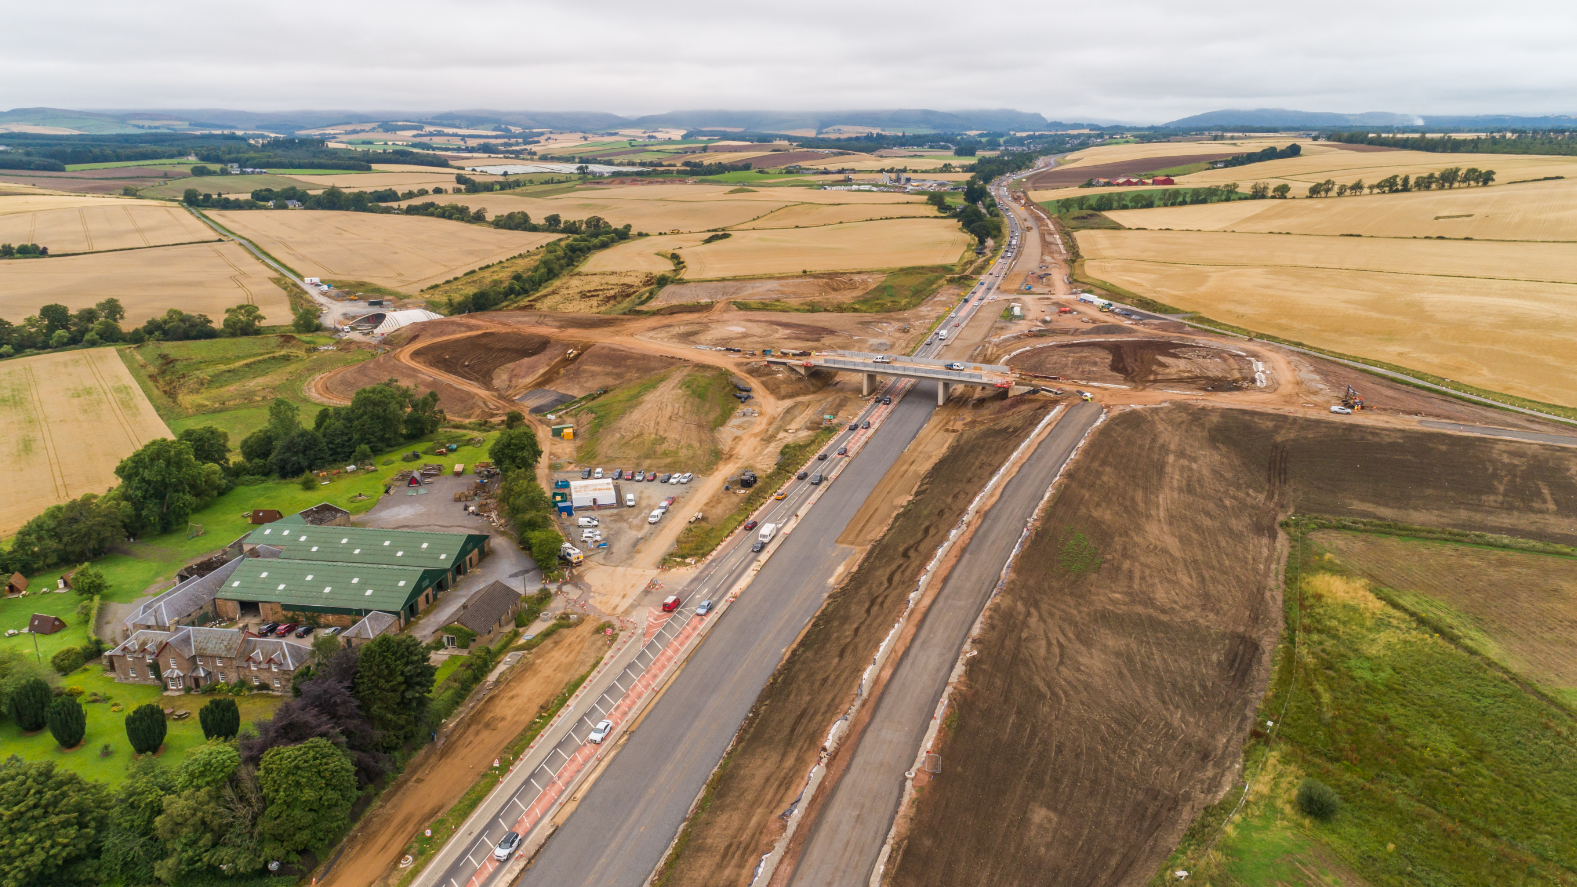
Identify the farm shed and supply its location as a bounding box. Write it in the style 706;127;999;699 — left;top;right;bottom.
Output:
373;308;443;338
248;509;284;525
6;572;27;594
447;580;523;647
569;478;617;509
28;613;65;635
216;558;445;626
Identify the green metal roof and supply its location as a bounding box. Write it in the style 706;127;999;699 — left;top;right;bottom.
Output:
247;525;488;570
220;558;441;613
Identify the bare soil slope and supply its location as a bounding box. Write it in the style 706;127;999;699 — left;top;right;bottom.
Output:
890;405;1577;887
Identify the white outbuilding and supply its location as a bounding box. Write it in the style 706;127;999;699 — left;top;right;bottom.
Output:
569;478;617;509
373;308;444;338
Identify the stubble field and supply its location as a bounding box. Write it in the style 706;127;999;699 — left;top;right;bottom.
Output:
1076;227;1577;405
0;348;172;534
209;210;561;293
677;219;970;278
0;197;216;253
0;240;292;325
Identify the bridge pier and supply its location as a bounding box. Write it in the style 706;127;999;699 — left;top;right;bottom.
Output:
937;380;951;405
862;373;876;397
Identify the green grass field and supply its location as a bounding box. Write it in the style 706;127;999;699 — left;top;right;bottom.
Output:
64;158;196;171
136;174;311;199
1150;523;1577;887
695;171;821;185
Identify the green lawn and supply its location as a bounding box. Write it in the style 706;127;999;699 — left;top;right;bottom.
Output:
64;158;195;171
137;174;311;199
695;170;820;185
0;666;281;787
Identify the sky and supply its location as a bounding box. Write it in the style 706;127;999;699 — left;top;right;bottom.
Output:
5;0;1576;123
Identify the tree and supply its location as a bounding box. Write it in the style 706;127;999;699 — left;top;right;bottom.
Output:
500;470;554;534
222;304;265;337
199;697;241;740
404;389;444;439
258;737;358;857
1249;182;1270;199
353;634;436;749
293;306;322;333
38;303;71;335
526;528;565;579
177;425;230;466
1479;168;1496;186
47;695;86;749
50;647;85;675
267;397;301;436
99;759;174;886
8;677;52;732
114;438;225;535
1296;777;1342;821
239;427;279;463
1271;184;1291;199
69;562;107;598
270;428;329;478
352;443;373;465
176;741;240;791
126;702;168;754
0;758;110;887
503;410;524;429
490;427;543;473
96;297;126;323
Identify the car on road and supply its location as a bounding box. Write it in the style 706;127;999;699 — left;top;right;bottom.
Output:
872;355;892;363
809;473;824;485
837;446;848;456
661;595;682;612
493;830;522;861
816;452;828;460
797;470;808;479
294;625;315;638
582;468;593;479
848;421;858;430
743;519;758;531
588;719;614;744
751;539;765;552
953;321;960;326
945;362;965;370
861;420;870;429
697;600;713;616
774;489;787;500
276;623;298;637
1330;405;1353;414
882;396;892;404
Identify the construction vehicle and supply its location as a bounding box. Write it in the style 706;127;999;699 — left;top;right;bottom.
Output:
1342;385;1365;411
558;543;584;567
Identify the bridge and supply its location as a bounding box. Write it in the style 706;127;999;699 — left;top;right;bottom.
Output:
766;350;1025;404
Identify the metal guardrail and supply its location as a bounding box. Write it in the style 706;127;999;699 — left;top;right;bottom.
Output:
818;358;995;384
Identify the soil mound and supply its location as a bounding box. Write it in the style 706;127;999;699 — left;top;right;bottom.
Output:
1011;339;1255;391
409;330;551;386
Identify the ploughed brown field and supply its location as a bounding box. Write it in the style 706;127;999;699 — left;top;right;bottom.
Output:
1024;153;1238;189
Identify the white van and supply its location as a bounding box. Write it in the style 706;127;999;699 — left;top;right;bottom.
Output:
648;509;663;524
577;517;599;528
593;467;604;479
625;493;636;507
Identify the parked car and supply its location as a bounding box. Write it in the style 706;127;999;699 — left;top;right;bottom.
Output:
633;470;645;482
612;468;624;480
681;473;693;483
662;496;676;508
493;831;522;862
1330;405;1353;415
294;625;315;638
810;473;824;485
648;509;663;524
593;467;604;478
697;600;714;616
578;517;599;527
258;622;279;635
837;446;848;456
797;470;808;480
275;623;298;637
582;467;592;479
322;626;341;637
659;473;671;483
625;493;637;507
588;719;614;744
661;595;682;612
643;470;655;481
743;519;758;531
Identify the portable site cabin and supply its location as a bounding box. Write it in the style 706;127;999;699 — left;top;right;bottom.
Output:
569;478;617;509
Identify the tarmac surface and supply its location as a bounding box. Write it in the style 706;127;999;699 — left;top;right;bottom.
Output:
787;401;1103;886
1419;419;1577;448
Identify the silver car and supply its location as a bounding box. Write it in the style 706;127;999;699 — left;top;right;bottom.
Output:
588;719;614;743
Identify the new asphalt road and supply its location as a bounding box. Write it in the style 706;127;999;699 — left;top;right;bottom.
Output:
788;401;1103;886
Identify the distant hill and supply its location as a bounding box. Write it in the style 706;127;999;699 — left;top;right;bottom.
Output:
1163;108;1424;129
628;108;1049;134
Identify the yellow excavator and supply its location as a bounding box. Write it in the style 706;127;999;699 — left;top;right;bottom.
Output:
1342;385;1365;411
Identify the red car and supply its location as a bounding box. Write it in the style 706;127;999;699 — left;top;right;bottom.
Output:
275;623;298;637
743;519;758;531
661;595;682;613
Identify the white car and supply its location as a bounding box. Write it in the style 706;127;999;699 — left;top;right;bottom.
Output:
592;467;604;479
682;472;693;483
588;719;613;743
1330;405;1354;415
577;517;599;528
648;509;663;524
493;831;521;861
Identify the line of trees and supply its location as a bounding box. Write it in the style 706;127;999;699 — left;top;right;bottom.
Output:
1300;167;1496;198
0;299;268;360
1328;129;1577;157
1053;184;1248;213
236;386;444;480
444;219;634;314
0;243;47;257
489;425;565;578
1216;143;1302;169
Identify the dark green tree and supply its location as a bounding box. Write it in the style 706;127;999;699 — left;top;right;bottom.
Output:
270;428;329;477
258;737;358;857
47;695;86;749
69;562;107;599
113;438;225;535
126;702;168;755
99;759;174;887
1296;777;1343;821
239;427;279;463
404;389;444;439
352;634;436;749
95;297;126;323
527;528;565;579
293;306;322;333
489;427;543;473
8;677;52;732
222;304;265;337
199;697;241;740
503;410;524;429
0;758;110;887
177;426;230;466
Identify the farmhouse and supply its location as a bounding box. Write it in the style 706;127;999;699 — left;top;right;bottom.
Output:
341;610;398;647
105;625;311;692
442;580;522;647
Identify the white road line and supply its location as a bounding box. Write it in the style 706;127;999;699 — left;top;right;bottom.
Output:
554;747;571;762
513;796;528;812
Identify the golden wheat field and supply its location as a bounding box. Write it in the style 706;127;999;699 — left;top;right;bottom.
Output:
395;192;793;233
1077;229;1577;405
209;210;560;293
732;202;943;229
579;234;705;273
1054;138;1319;170
1178;149;1577;189
0;348;172;534
0;198;216;253
0;241;292;325
290;171;498;191
1104;176;1577;241
680;218;971;278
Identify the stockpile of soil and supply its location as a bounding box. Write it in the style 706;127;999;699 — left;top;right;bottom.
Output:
410;330;551;386
654;274;883;307
655;400;1053;887
889;405;1577;886
550;343;682;397
1011;339;1255;391
323;353;493;417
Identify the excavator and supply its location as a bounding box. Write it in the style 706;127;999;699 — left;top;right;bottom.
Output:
1342;385;1365;411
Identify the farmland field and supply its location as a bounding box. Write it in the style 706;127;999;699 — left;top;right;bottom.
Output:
290;171;489;191
679;219;971;278
135;173;316;199
1076;228;1577;406
0;348;172;534
209;210;561;293
0;240;292;325
731;201;942;228
396;192;792;233
1104;175;1577;241
578;234;702;273
0;197;216;253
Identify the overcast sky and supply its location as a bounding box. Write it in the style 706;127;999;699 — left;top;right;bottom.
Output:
6;0;1575;122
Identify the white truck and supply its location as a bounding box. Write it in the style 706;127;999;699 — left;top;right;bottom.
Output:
758;523;777;545
937;329;949;341
559;542;584;566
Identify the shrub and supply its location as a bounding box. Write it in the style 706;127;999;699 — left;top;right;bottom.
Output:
199;696;241;740
1296;777;1343;821
126;703;168;755
8;677;52;732
64;685;84;697
51;647;86;675
48;695;87;748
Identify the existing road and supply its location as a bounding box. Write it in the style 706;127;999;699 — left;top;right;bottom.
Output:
1419;419;1577;447
786;401;1103;887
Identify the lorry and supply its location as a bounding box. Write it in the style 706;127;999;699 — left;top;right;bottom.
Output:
558;543;584;566
758;522;777;545
937;329;949;341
